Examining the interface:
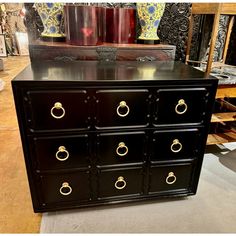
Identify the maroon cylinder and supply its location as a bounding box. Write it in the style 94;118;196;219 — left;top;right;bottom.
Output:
64;5;103;46
104;8;136;44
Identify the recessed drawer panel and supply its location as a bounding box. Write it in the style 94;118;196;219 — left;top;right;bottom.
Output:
154;88;208;125
98;167;144;199
95;90;149;129
30;134;89;170
149;163;193;194
26;90;89;131
39;170;90;205
96;131;146;166
151;128;201;162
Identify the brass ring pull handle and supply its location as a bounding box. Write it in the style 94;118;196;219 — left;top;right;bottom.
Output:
50;102;65;119
175;99;188;115
116;142;128;157
166;172;177;185
116;101;130;117
56;146;69;161
115;176;127;190
170;139;182;153
59;182;72;196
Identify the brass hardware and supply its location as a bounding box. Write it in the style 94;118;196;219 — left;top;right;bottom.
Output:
116;142;128;157
50;102;65;119
175;99;187;115
115;176;126;190
56;146;69;161
116;101;130;117
59;182;72;196
166;172;177;185
170;139;182;153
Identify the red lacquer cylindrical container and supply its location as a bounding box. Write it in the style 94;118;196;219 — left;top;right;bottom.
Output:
104;7;136;44
64;5;104;46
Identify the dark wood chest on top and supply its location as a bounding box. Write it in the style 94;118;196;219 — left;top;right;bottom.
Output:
12;61;218;212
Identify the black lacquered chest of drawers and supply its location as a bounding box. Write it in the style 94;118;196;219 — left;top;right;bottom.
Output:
12;61;218;212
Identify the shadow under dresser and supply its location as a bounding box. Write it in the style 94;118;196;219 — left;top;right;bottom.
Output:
12;61;218;212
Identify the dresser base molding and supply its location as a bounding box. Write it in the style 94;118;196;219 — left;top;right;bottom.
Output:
34;191;193;213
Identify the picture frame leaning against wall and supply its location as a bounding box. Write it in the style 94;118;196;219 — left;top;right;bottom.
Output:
0;34;7;57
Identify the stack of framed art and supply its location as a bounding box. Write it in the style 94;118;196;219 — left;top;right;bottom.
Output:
0;34;7;57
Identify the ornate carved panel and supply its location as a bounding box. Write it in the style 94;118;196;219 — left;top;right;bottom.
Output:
201;15;229;63
24;3;43;43
157;3;201;62
96;47;117;61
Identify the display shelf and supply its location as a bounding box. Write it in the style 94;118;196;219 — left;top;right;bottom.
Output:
207;84;236;145
211;112;236;123
207;132;236;145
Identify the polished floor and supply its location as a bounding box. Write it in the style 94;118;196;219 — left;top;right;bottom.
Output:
0;56;41;233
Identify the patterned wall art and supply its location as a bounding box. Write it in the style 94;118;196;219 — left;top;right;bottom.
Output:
157;3;202;61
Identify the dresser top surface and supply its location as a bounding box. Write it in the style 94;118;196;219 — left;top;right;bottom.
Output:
13;61;217;82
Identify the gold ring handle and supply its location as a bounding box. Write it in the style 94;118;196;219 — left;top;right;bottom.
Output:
175;99;187;115
116;142;128;157
55;146;69;161
116;101;130;117
166;172;177;185
50;102;65;119
59;182;72;196
115;176;127;190
170;139;182;153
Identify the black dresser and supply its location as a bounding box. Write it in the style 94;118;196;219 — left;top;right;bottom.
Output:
12;61;218;212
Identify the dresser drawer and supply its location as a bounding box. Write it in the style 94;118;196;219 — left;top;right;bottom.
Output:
154;88;208;125
149;163;193;194
39;170;90;205
96;131;146;166
26;90;89;131
95;90;149;129
30;134;89;170
98;167;144;199
151;128;201;162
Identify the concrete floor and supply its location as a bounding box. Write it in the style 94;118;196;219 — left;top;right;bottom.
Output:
0;56;41;233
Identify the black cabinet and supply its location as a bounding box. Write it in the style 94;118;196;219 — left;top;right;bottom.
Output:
12;61;218;212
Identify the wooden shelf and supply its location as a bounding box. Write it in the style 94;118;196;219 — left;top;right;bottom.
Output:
216;85;236;99
211;112;236;123
192;3;236;15
208;86;236;145
207;132;236;145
